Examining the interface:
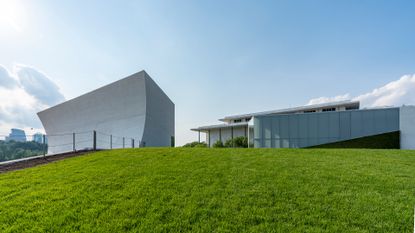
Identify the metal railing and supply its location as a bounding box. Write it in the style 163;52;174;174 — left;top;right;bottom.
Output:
0;130;141;163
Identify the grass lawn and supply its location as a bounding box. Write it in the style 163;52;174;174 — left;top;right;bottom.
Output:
0;148;415;232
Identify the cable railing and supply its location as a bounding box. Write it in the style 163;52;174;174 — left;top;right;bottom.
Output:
0;130;142;163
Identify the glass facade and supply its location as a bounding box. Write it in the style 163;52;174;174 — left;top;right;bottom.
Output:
254;108;400;148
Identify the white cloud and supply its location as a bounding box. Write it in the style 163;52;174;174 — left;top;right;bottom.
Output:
307;94;351;105
353;74;415;107
0;64;65;136
307;74;415;108
0;65;17;88
14;64;65;106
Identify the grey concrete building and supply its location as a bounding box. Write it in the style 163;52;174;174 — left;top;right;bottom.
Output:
38;70;174;154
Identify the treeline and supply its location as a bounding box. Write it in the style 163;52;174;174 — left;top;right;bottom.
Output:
0;141;47;162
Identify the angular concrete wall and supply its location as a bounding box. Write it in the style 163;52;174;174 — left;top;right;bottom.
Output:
254;108;400;148
38;71;174;154
141;72;175;147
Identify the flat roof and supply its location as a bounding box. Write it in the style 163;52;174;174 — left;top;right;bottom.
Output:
191;122;252;132
219;100;360;121
253;106;400;118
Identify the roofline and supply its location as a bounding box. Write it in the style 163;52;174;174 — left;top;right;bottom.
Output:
219;100;360;121
142;71;174;106
191;122;252;132
37;70;150;115
190;104;409;133
253;106;400;118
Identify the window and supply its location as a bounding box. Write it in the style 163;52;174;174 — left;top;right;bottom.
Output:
346;106;358;110
304;110;316;113
234;119;242;123
322;108;336;112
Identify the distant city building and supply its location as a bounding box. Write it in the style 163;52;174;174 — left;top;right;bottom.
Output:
5;128;27;142
32;133;45;144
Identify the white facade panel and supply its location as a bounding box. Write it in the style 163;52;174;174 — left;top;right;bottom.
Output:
233;127;246;138
206;126;250;147
399;106;415;149
209;129;220;147
221;128;232;142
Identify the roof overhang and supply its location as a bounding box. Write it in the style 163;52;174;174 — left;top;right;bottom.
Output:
191;122;252;132
219;100;360;122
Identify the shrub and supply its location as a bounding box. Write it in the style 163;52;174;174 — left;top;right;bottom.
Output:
183;141;207;148
194;143;208;148
212;140;224;148
224;136;248;148
184;137;251;148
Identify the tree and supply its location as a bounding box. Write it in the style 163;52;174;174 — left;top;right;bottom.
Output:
0;141;46;162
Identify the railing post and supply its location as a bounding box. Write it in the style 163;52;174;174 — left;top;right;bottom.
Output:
93;130;97;151
73;133;75;152
110;135;112;149
43;134;46;157
123;137;125;148
132;139;135;148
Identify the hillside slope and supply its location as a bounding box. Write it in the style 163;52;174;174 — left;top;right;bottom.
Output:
0;148;414;232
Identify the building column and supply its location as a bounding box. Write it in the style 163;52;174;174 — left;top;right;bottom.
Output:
219;128;222;142
231;127;234;147
208;130;211;147
198;130;200;143
247;126;250;148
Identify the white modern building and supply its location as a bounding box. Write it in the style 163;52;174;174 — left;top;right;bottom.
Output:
38;70;174;154
192;100;415;149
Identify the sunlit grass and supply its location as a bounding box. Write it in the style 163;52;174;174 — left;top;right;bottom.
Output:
0;148;414;232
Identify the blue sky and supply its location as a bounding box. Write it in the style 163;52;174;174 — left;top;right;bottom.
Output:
0;0;415;145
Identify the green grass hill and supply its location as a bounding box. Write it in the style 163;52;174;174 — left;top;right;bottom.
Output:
1;148;415;232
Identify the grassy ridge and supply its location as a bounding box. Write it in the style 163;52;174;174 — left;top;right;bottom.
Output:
311;131;400;149
0;148;414;232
